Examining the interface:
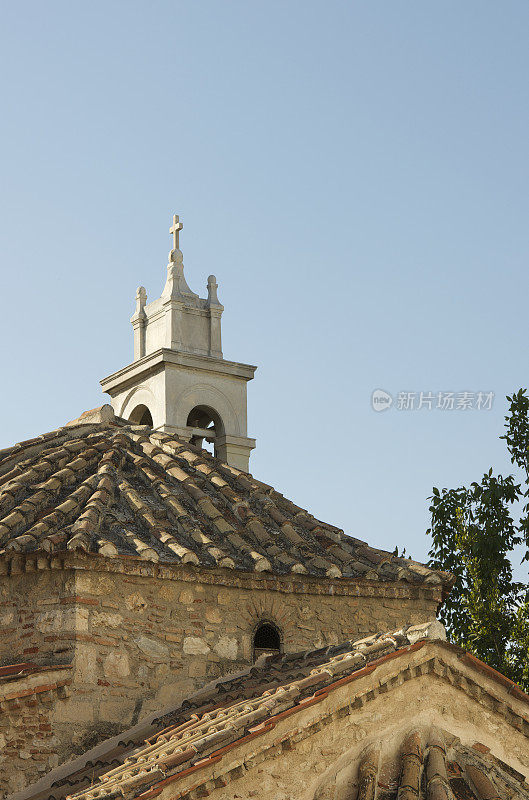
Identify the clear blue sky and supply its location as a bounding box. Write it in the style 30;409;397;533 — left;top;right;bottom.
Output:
1;2;528;567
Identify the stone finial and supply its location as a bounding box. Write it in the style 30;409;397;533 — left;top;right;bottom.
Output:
134;286;147;316
206;275;222;308
161;257;198;302
131;287;148;359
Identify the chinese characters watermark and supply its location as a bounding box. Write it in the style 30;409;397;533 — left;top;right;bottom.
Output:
371;389;494;412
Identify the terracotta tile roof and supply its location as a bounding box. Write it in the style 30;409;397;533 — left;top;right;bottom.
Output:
13;621;529;800
26;621;520;800
0;409;450;586
19;622;442;800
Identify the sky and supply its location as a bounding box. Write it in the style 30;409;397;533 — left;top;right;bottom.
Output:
1;2;528;568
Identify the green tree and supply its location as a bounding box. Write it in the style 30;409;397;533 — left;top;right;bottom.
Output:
428;389;529;691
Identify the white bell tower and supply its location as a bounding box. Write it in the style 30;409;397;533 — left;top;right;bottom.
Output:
100;214;256;472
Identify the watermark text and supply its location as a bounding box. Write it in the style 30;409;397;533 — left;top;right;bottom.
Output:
371;389;494;412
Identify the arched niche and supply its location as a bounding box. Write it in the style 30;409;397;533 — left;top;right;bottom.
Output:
128;404;153;426
253;621;282;661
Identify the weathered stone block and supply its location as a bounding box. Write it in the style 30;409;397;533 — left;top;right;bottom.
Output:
103;651;130;679
183;636;210;655
134;635;169;659
215;636;238;660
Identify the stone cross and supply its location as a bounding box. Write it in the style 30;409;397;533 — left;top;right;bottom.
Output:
170;214;183;250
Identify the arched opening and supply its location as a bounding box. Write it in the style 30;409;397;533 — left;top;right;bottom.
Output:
253;622;281;661
128;404;153;426
186;405;225;456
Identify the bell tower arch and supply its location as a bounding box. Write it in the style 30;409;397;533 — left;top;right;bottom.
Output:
100;214;256;471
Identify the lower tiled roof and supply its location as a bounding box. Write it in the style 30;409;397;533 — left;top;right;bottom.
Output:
0;662;71;683
67;624;446;800
26;623;444;800
0;663;45;680
0;662;72;712
9;623;442;800
0;409;451;586
13;621;529;800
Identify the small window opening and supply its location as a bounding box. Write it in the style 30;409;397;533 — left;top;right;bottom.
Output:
253;622;281;661
129;404;153;426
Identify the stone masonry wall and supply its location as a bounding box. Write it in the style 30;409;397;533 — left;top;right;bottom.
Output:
0;556;442;793
0;673;71;798
69;566;439;726
0;564;74;668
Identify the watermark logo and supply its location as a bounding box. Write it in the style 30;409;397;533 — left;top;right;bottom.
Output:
371;390;494;412
371;389;394;412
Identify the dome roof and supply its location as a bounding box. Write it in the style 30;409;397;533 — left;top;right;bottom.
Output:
0;408;449;586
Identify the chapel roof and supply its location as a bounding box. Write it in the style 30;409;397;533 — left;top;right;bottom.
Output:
13;622;529;800
0;408;450;587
